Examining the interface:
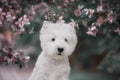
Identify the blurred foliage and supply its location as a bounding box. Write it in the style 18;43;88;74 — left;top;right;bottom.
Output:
0;0;120;78
18;0;120;75
70;70;119;80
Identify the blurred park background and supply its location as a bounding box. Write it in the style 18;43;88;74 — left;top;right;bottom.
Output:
0;0;120;80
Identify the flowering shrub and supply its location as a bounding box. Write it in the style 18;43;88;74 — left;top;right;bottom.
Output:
0;0;30;68
0;0;120;72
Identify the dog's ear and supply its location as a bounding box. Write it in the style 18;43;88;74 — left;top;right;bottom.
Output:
40;21;50;33
40;21;49;41
68;21;76;27
68;21;76;33
42;21;49;29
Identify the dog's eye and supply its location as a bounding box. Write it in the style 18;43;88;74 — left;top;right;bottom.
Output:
65;38;68;42
52;38;55;41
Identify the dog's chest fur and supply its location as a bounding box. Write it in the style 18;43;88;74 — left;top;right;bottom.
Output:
30;52;70;80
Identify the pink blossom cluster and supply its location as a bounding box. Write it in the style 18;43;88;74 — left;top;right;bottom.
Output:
15;15;30;35
74;5;95;18
0;8;16;24
0;48;30;68
86;23;97;36
0;0;30;68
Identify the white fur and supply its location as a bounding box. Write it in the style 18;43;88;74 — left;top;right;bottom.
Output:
29;21;77;80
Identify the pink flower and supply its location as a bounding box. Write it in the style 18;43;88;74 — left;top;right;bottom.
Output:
86;30;94;36
97;5;103;12
0;8;6;24
86;24;97;36
74;9;81;17
107;12;115;23
23;15;30;25
6;12;16;21
15;15;30;28
78;5;84;10
89;9;95;18
114;28;120;35
17;28;25;35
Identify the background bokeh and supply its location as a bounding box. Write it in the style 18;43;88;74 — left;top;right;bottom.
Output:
0;0;120;80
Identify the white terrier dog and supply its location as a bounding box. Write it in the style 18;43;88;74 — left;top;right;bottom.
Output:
29;21;77;80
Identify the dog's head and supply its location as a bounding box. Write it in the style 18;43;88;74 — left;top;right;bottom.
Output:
40;21;77;60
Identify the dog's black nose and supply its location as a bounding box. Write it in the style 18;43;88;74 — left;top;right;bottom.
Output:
58;48;64;53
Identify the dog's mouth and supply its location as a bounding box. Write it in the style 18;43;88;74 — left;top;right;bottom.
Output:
57;52;64;56
58;53;62;55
